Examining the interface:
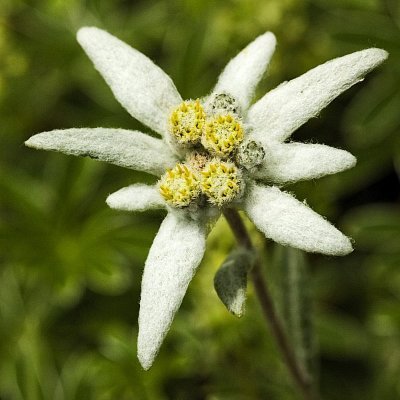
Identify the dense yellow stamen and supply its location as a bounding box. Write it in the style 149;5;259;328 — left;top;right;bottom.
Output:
202;114;244;158
200;161;241;207
159;163;200;207
169;99;205;145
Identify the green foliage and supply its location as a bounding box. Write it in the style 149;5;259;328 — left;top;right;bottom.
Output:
0;0;399;399
214;248;254;317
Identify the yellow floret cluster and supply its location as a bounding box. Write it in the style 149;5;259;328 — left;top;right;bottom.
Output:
169;100;244;154
202;114;244;157
200;161;241;206
162;98;248;209
170;100;205;145
159;164;200;207
159;159;241;208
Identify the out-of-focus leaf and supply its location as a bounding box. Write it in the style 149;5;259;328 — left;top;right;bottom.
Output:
317;312;371;357
343;73;400;148
343;204;400;253
273;245;317;384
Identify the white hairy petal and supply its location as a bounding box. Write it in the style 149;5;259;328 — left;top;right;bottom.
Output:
213;32;276;111
77;27;182;137
252;142;356;184
106;184;165;212
248;48;388;143
25;128;177;176
138;212;207;369
243;184;353;256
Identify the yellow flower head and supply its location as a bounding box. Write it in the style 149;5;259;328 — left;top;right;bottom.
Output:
169;100;205;145
159;163;200;207
202;114;244;158
201;160;242;207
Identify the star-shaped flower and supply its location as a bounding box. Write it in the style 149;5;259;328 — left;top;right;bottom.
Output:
25;27;387;369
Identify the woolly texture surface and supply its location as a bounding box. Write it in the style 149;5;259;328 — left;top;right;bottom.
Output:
25;128;177;176
106;184;165;211
213;32;276;110
138;212;207;370
252;142;356;184
248;48;388;144
243;184;353;256
77;27;182;137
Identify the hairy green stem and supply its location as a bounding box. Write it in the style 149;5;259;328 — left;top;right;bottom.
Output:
223;208;318;400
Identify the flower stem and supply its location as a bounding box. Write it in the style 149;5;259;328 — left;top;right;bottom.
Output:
223;208;319;400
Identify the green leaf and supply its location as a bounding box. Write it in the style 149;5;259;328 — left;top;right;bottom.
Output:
213;248;255;317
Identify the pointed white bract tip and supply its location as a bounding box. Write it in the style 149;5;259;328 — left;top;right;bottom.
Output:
106;184;165;212
136;305;166;370
77;27;110;52
105;193;118;208
348;153;357;168
24;137;36;148
354;47;389;74
137;348;154;370
364;48;389;63
25;133;52;150
76;26;100;43
25;132;53;149
334;236;354;256
341;151;357;171
260;31;277;47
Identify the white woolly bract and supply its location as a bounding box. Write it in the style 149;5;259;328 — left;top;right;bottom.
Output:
247;48;388;144
243;185;353;256
107;184;165;211
25;128;177;176
213;32;276;111
252;142;356;184
137;212;207;370
77;27;182;137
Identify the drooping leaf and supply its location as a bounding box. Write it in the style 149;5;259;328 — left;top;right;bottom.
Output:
214;248;255;317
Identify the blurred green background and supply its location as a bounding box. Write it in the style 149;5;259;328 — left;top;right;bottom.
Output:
0;0;399;399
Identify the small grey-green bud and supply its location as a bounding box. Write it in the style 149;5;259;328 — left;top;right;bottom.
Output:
207;93;241;116
236;140;265;171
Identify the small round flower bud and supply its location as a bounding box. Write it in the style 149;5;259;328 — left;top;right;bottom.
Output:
236;140;265;171
208;93;240;116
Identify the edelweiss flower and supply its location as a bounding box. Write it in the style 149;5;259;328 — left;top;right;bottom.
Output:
25;27;387;369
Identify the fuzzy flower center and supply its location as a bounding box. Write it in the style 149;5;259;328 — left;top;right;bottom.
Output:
202;114;244;158
169;100;205;145
159;164;200;207
201;161;241;206
160;94;264;209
